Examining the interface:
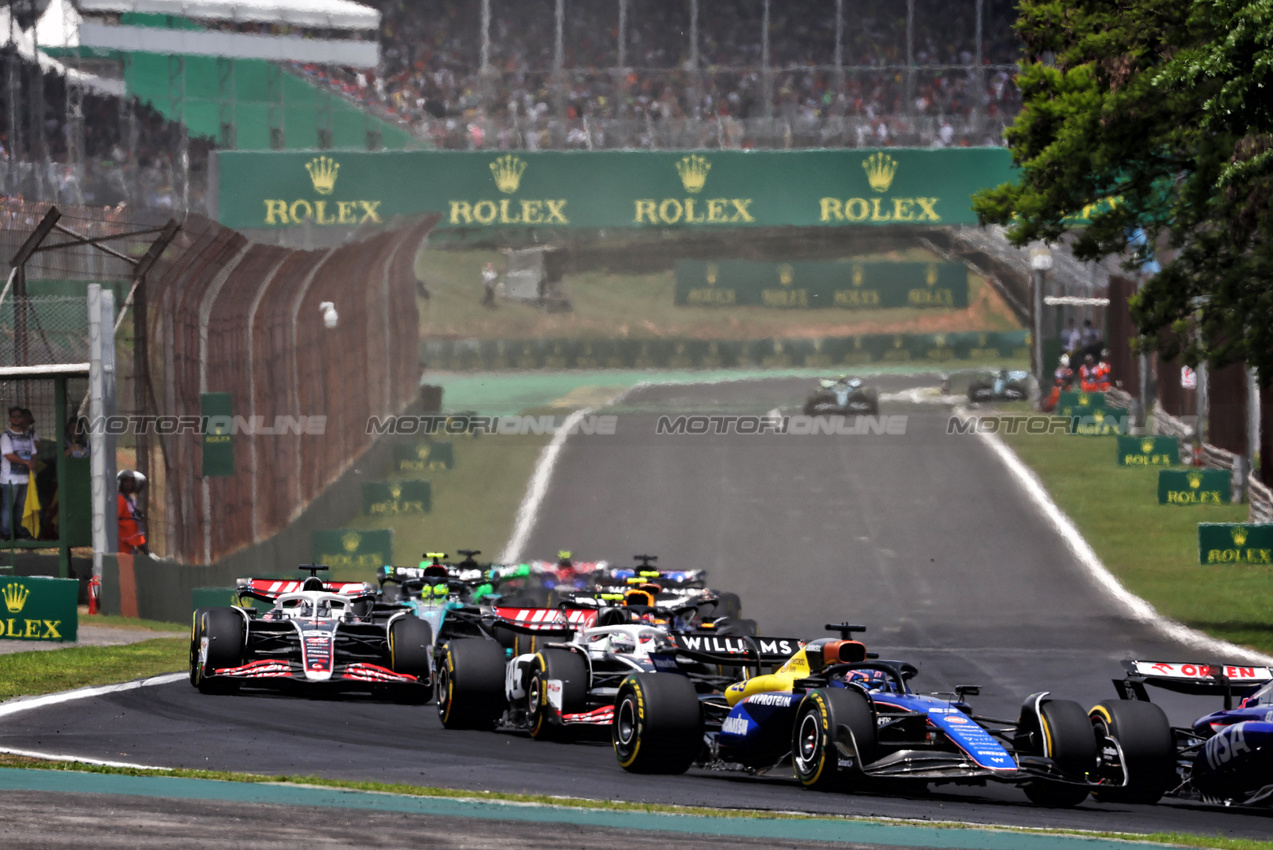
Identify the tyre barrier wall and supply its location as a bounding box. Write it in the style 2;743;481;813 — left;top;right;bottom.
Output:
145;213;437;564
420;331;1030;372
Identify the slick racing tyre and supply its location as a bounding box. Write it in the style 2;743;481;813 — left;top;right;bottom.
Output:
528;648;589;740
389;617;434;705
967;382;993;402
1022;699;1097;807
437;639;507;730
191;607;243;695
860;389;880;416
1089;701;1176;804
793;688;877;790
613;673;702;774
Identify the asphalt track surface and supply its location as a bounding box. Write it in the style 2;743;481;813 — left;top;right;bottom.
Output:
3;375;1272;846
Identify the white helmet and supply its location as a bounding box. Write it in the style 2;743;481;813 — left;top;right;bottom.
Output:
1059;354;1070;367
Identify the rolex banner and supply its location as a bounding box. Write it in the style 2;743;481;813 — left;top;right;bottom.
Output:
311;529;394;571
1199;523;1273;565
0;576;77;642
363;480;432;516
674;260;968;309
1116;435;1180;466
392;442;454;472
214;148;1014;231
1159;469;1230;505
420;331;1029;371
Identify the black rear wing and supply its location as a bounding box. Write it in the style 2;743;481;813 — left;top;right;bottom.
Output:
1117;660;1273;706
671;633;804;668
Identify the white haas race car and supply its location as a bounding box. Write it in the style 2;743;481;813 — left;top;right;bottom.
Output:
437;602;682;739
190;565;433;702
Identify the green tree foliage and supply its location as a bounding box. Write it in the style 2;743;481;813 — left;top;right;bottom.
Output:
973;0;1273;384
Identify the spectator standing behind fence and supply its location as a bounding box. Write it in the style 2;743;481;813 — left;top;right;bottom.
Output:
1062;318;1082;355
64;417;90;458
1;406;38;540
117;470;149;555
481;262;498;308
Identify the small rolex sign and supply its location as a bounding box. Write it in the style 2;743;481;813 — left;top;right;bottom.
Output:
1198;523;1273;565
0;576;77;641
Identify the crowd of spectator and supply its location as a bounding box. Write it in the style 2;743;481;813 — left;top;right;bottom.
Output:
330;0;1025;149
1;47;214;208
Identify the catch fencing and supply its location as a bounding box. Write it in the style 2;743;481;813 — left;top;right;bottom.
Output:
146;213;435;564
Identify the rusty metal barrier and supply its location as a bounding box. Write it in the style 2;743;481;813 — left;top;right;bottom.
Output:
145;214;436;563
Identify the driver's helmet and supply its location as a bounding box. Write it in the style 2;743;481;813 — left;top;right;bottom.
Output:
556;549;575;576
316;599;332;618
844;668;890;692
607;633;636;654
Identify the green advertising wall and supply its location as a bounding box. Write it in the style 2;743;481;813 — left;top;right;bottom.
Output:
674;260;968;309
1116;435;1180;467
0;576;78;642
1199;523;1273;565
214;148;1014;231
311;528;393;571
1159;469;1230;505
421;331;1029;372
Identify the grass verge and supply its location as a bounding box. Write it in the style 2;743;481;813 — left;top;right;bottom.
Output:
0;756;1267;849
0;638;186;700
1000;422;1272;654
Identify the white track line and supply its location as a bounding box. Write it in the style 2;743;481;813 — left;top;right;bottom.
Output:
0;673;187;720
499;385;647;564
971;413;1273;665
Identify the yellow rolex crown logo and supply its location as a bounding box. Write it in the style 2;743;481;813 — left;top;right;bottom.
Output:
389;483;402;500
852;265;864;287
1141;439;1155;453
1079;395;1091;406
863;152;899;193
1232;526;1249;546
1187;471;1202;488
978;333;988;346
675;154;711;194
342;531;361;553
935;334;946;346
2;582;29;613
893;335;903;349
1094;410;1105;422
490;154;527;194
926;263;939;286
305;156;339;195
705;262;718;284
778;264;794;286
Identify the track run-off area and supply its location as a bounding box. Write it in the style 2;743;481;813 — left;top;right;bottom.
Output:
3;373;1272;847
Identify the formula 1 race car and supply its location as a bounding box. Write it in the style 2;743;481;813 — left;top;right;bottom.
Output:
435;602;768;740
966;369;1031;403
803;376;879;416
612;624;1135;807
1093;660;1273;806
591;554;749;629
190;565;433;702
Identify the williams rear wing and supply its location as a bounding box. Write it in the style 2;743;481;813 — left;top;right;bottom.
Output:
670;633;804;669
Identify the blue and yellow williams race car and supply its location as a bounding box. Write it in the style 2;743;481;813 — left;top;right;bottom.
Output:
1096;660;1273;806
613;624;1150;807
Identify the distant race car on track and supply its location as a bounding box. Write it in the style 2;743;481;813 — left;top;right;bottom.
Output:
190;565;433;702
803;376;879;416
966;369;1031;403
612;623;1154;807
1093;660;1273;806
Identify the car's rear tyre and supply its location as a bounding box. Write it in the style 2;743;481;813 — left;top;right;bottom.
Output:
1089;701;1176;804
437;639;507;730
804;393;836;416
192;607;243;695
1022;699;1096;807
613;673;702;774
528;648;589;740
861;389;880;416
793;688;877;790
968;382;992;402
389;617;434;705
